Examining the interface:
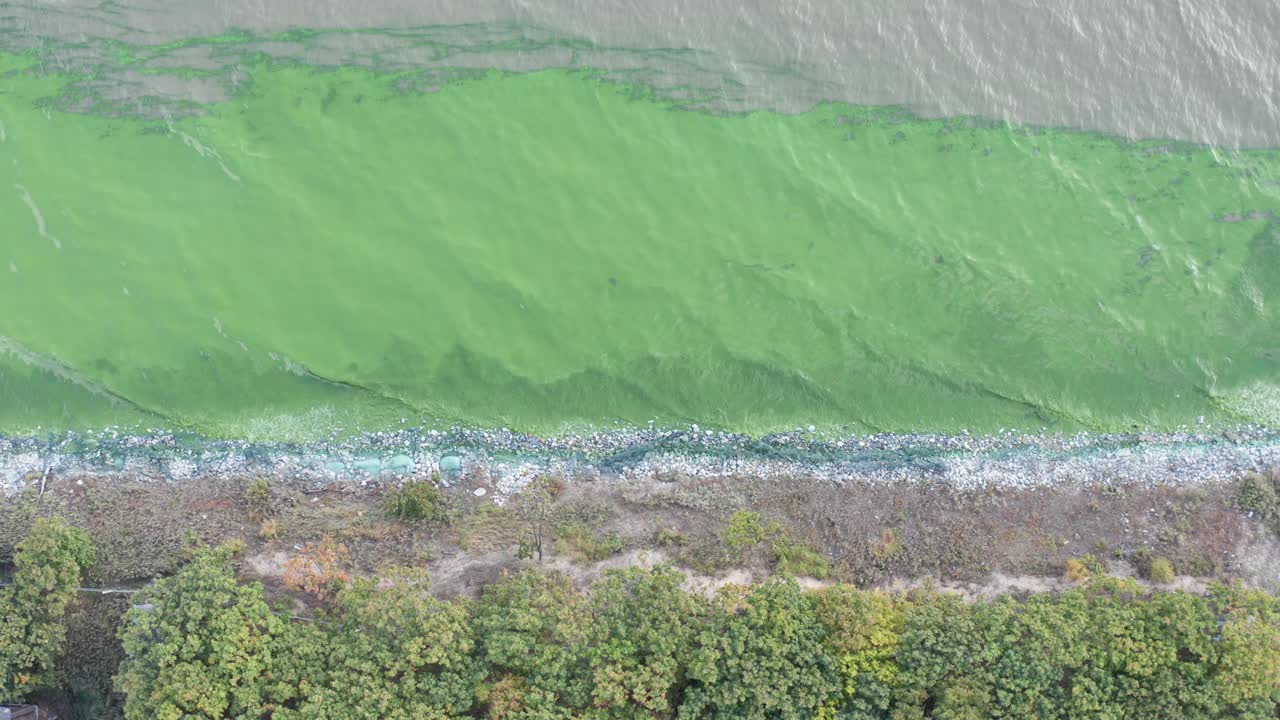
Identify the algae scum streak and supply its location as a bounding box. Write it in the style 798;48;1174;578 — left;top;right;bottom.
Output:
0;6;1278;479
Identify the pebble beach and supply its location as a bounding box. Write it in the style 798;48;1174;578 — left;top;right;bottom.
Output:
4;424;1277;497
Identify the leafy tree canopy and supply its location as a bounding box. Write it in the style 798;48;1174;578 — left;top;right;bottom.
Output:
115;545;286;720
0;517;95;702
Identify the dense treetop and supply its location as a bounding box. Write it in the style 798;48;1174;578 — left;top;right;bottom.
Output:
2;521;1279;718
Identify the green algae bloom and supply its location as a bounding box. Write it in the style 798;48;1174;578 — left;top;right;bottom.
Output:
2;49;1278;438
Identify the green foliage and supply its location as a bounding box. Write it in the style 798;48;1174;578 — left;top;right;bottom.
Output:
1070;580;1222;718
555;524;625;563
1234;471;1280;533
583;566;705;719
472;569;591;716
813;586;904;718
385;478;447;523
770;536;830;579
244;477;274;516
682;579;842;720
1148;556;1176;584
1133;547;1176;583
115;546;288;720
722;510;830;578
178;528;205;562
79;543;1280;720
891;590;987;719
0;517;95;702
724;511;768;549
59;594;129;720
274;569;482;719
1209;583;1280;711
515;536;536;561
892;577;1263;720
1234;471;1280;515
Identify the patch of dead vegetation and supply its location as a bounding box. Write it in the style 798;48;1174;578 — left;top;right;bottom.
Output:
2;465;1275;600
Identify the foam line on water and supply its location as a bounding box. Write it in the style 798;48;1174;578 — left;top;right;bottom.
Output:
0;336;167;421
14;184;61;249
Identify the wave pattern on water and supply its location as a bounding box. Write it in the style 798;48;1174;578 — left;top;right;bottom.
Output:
4;2;1280;146
0;16;1278;440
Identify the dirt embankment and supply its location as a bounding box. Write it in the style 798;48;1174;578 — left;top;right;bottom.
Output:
5;465;1278;718
4;466;1277;596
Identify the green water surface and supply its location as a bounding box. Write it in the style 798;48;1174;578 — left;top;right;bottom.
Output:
2;50;1278;438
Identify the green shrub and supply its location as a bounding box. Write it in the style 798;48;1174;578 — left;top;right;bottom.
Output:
384;479;446;523
595;534;625;560
1132;547;1153;576
556;524;624;563
178;528;205;562
59;594;128;720
1147;557;1176;584
244;477;273;516
722;510;829;577
813;586;904;716
222;537;248;557
583;566;705;718
1209;583;1280;707
0;518;96;703
724;511;767;549
1234;472;1280;525
771;537;831;579
472;569;590;715
1134;547;1176;583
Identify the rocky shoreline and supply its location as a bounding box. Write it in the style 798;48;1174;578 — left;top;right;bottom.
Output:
3;424;1278;496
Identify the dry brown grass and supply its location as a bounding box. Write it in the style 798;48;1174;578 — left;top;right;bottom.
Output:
871;528;903;561
258;518;281;541
457;504;520;553
1064;558;1090;583
283;537;353;601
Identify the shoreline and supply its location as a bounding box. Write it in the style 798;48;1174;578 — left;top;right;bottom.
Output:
4;424;1278;496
